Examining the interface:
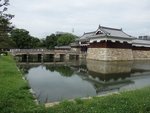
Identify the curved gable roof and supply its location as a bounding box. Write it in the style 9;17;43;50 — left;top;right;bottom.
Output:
80;25;135;41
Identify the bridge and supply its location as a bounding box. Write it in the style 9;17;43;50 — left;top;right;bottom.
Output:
10;49;86;62
11;49;80;55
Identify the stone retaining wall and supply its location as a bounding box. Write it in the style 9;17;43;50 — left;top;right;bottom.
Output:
87;48;133;61
133;50;150;60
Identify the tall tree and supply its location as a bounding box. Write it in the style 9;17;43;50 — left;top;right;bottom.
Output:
0;0;14;49
10;28;43;49
10;29;32;49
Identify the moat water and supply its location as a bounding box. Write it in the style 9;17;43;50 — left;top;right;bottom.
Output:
18;59;150;103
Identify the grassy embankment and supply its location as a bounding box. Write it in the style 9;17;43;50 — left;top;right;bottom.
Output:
0;55;43;113
0;55;150;113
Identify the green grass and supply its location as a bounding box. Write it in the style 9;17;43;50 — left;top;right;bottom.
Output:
0;55;43;113
1;55;150;113
46;88;150;113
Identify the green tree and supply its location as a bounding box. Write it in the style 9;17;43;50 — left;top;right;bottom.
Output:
44;33;78;49
0;0;15;49
30;36;41;48
57;33;76;46
45;34;57;49
39;38;46;48
10;28;32;49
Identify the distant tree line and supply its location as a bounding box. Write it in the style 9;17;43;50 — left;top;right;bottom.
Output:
1;25;78;49
10;28;78;49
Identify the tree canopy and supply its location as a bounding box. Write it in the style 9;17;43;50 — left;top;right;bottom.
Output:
57;33;76;46
10;28;42;49
45;34;58;49
10;31;78;49
45;33;78;49
0;0;14;49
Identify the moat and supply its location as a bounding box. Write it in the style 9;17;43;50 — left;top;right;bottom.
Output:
18;59;150;103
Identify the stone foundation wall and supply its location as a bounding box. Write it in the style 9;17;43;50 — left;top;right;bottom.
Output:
133;50;150;60
87;48;133;61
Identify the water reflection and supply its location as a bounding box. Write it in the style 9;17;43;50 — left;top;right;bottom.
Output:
45;65;74;77
18;59;150;103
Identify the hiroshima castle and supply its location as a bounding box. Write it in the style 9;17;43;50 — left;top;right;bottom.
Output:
71;25;150;61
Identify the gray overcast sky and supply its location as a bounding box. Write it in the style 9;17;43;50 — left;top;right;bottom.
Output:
8;0;150;38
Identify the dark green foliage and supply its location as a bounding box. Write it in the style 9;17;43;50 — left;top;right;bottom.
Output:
31;36;41;48
0;0;14;33
0;0;15;49
45;33;78;49
10;28;31;48
10;28;42;49
38;38;46;48
45;34;57;49
0;35;16;49
57;33;76;46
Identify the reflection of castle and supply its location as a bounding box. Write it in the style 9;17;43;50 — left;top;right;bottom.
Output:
87;60;132;74
75;60;132;94
77;60;150;94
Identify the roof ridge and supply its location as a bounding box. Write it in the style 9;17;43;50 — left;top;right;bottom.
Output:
84;31;96;34
101;26;122;31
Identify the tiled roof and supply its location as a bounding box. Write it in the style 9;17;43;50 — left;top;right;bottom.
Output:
80;31;95;40
133;39;150;45
80;25;135;41
101;26;133;39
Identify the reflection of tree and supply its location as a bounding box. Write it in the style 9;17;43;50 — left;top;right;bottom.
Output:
18;64;39;74
79;64;87;69
56;66;74;77
45;65;55;72
46;65;74;77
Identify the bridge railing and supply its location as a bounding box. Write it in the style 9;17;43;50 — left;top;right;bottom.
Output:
10;49;81;55
11;49;54;53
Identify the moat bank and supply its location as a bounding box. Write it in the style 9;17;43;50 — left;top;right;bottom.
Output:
0;55;43;113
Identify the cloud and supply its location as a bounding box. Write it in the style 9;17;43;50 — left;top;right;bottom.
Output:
8;0;150;38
